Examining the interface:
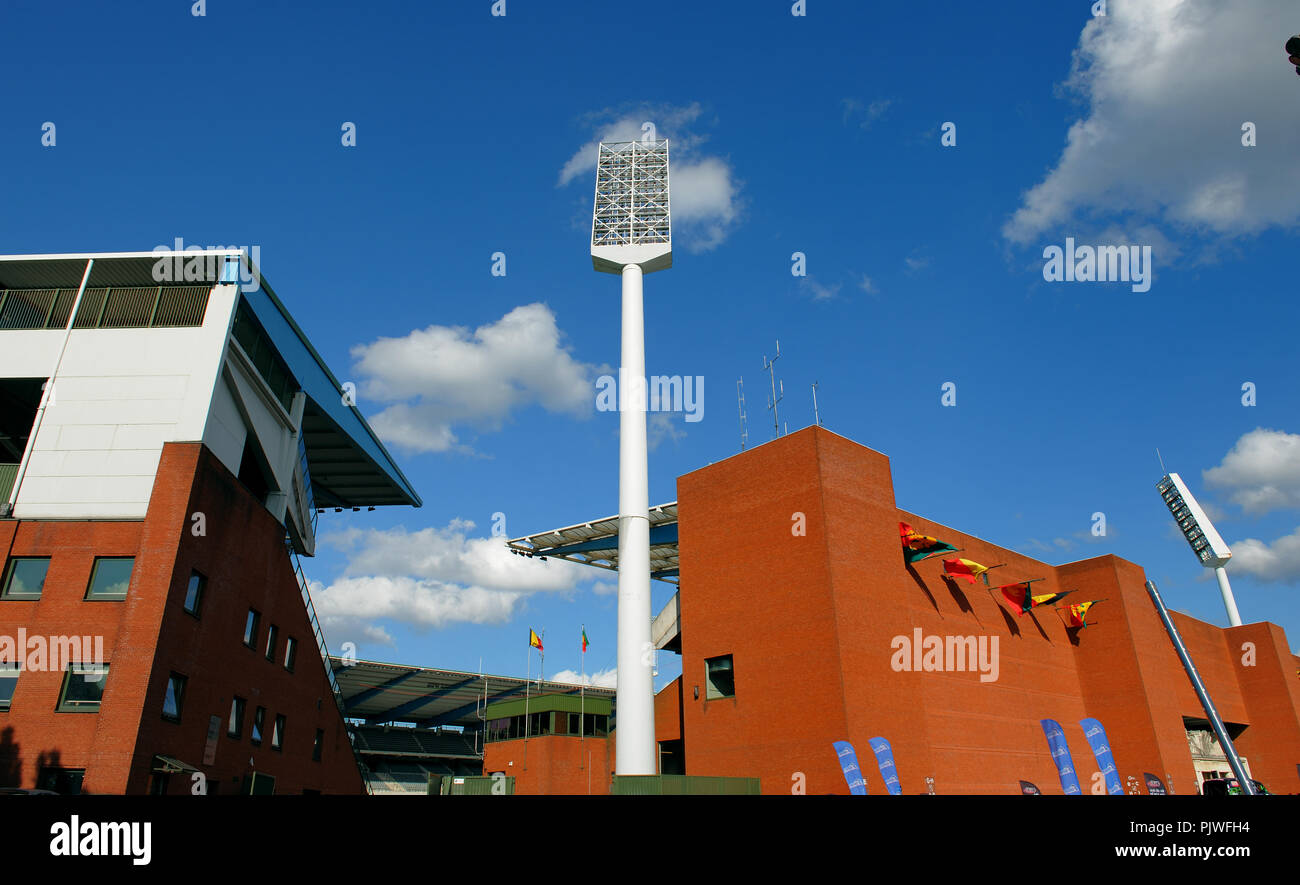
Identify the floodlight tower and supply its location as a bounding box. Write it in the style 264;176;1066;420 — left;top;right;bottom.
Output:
1157;473;1241;626
591;139;671;776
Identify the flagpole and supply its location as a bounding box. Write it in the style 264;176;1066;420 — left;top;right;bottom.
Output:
580;623;586;749
524;639;531;767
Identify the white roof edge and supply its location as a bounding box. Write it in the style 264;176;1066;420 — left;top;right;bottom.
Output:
0;249;248;262
506;501;678;547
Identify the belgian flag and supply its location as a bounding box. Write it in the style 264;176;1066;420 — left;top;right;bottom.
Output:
529;629;543;653
899;523;958;562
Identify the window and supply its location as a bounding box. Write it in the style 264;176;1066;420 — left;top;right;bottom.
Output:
36;767;85;795
312;728;324;762
57;663;109;712
1;557;49;599
265;624;279;661
283;637;297;673
251;706;265;744
705;655;735;699
229;696;246;738
162;673;186;721
272;714;285;751
243;609;261;648
0;663;19;711
85;557;133;600
183;571;205;616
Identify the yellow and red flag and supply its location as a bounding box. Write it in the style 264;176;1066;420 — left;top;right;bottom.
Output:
997;581;1037;614
943;558;991;585
899;522;958;563
529;629;543;653
997;582;1074;616
1066;601;1097;628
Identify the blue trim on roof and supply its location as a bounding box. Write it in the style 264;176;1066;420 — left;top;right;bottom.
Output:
545;522;678;557
240;282;421;508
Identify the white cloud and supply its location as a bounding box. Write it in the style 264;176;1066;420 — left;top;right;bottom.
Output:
558;104;743;252
842;97;892;129
1004;0;1300;245
858;274;878;295
351;303;601;454
549;667;617;689
647;411;685;451
1228;526;1300;583
1203;428;1300;515
798;277;841;301
313;520;590;642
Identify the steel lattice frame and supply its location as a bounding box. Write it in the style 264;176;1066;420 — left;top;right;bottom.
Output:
590;140;672;274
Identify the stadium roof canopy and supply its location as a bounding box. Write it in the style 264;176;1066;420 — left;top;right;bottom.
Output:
0;251;420;510
331;657;616;728
505;502;679;583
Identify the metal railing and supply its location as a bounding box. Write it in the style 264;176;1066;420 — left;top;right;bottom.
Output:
0;286;210;331
284;535;372;793
0;463;17;507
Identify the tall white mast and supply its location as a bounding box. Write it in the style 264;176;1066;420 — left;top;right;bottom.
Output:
591;138;672;776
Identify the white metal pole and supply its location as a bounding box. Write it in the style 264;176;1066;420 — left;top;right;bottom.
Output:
616;263;655;776
1214;567;1243;627
4;258;93;517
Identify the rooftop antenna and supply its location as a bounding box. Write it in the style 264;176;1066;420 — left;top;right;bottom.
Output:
763;340;784;439
812;381;822;427
736;378;748;451
1156;448;1168;476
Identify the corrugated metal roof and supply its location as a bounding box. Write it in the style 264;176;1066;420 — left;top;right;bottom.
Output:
506;502;679;583
332;658;615;727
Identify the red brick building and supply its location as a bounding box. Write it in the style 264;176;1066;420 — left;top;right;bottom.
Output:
0;252;421;794
512;425;1300;795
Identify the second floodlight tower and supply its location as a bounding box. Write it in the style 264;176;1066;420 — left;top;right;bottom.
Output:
592;139;671;776
1157;473;1241;626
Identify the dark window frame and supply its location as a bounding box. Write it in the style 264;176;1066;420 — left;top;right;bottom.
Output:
84;557;134;601
0;662;20;712
162;672;187;722
271;714;286;751
283;636;297;673
56;663;110;713
243;609;261;649
265;624;279;662
251;706;265;745
705;654;736;700
1;557;51;600
183;570;206;617
229;696;246;738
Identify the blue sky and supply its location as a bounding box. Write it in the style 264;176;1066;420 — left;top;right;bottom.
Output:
3;0;1299;693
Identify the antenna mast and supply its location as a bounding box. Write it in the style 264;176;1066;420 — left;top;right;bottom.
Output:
812;381;822;427
763;340;784;440
736;378;748;451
